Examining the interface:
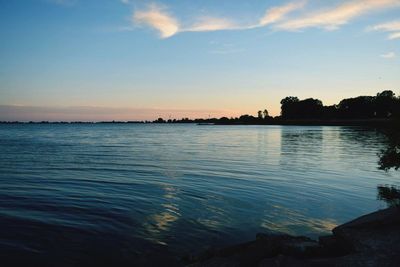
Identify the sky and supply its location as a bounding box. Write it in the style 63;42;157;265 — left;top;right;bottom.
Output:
0;0;399;121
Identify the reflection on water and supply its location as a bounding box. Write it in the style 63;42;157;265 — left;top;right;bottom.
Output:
280;128;323;171
260;205;338;237
0;124;398;266
377;185;400;207
144;184;181;245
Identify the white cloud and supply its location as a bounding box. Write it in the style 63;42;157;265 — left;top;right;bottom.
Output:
381;52;396;58
132;1;400;38
133;4;179;38
276;0;400;31
133;4;242;38
388;32;400;40
369;20;400;32
259;1;306;26
185;1;306;32
121;0;129;4
133;1;307;38
368;20;400;40
186;17;237;32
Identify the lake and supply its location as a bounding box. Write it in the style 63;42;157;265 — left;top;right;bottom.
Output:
0;124;397;266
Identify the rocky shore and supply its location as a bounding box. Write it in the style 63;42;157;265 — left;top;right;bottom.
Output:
185;207;400;267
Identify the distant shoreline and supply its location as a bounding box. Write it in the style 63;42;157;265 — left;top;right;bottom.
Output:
2;90;399;126
0;118;395;128
214;118;395;127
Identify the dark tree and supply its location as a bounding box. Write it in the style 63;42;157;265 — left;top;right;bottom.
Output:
238;114;258;124
378;119;400;171
280;96;299;118
377;90;395;98
258;110;263;119
263;109;269;118
322;105;338;120
375;90;397;118
154;118;166;123
280;97;323;119
338;96;376;119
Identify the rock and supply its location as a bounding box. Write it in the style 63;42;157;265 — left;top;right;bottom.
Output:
258;255;295;267
188;257;240;267
318;235;351;256
333;207;400;253
280;239;319;257
333;207;400;233
186;207;400;267
258;255;339;267
256;233;320;258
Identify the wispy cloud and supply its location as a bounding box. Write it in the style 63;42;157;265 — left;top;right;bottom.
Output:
381;52;396;58
368;20;400;40
132;1;400;38
276;0;400;31
132;1;306;38
133;4;179;38
259;1;306;26
185;17;238;32
388;32;400;40
187;1;306;31
369;20;400;31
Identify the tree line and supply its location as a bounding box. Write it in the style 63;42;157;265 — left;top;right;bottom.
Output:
153;90;400;124
279;90;400;120
1;90;398;125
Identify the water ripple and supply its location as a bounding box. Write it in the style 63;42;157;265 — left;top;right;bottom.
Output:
0;124;397;266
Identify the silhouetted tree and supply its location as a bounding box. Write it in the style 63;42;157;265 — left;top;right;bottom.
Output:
258;110;263;119
375;90;398;118
263;109;269;118
280;96;299;118
219;117;230;124
377;90;395;98
376;118;400;207
280;97;323;119
238;114;258;124
322;105;338;120
379;146;400;171
378;119;400;171
338;96;375;119
298;98;323;119
154;118;166;123
149;89;399;125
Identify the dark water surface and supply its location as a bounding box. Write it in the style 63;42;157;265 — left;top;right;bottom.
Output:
0;124;398;266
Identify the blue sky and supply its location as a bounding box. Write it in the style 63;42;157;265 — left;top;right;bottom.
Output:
0;0;399;121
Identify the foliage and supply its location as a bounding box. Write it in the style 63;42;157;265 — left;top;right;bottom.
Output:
378;118;400;171
146;90;400;124
280;90;400;120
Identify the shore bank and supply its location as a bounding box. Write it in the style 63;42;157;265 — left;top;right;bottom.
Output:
0;118;396;128
214;118;395;127
185;207;400;267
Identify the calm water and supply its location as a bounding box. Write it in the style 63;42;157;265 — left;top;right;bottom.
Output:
0;124;398;266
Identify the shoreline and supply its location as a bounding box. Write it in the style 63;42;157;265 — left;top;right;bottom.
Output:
213;119;394;127
185;206;400;267
0;118;395;127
